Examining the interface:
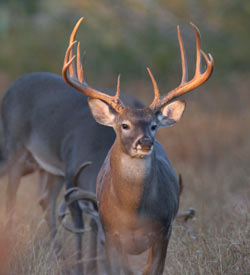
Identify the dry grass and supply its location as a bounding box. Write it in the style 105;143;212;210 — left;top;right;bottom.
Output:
162;99;250;275
0;82;249;274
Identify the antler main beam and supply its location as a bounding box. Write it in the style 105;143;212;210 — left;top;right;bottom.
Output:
62;17;125;113
149;23;213;110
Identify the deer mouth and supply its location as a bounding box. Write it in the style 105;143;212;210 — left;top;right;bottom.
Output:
134;144;153;157
140;146;152;153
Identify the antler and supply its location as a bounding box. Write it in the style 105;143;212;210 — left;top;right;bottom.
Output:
62;17;125;113
149;23;213;110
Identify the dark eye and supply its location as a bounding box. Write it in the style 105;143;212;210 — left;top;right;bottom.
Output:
122;123;129;130
151;125;157;131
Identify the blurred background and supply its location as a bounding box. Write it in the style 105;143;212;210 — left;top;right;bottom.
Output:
0;0;249;274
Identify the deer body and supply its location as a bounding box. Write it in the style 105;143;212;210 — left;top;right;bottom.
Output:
85;101;186;275
97;140;179;256
1;72;115;186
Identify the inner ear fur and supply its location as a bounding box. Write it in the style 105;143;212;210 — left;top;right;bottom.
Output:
88;98;117;127
158;100;186;127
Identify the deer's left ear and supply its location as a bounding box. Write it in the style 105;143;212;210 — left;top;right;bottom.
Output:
157;100;186;127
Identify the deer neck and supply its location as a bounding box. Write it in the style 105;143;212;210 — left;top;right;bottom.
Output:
108;140;155;208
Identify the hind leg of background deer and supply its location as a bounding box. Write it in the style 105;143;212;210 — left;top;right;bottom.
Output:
142;230;171;275
38;171;63;239
5;151;33;230
5;149;37;229
5;166;22;229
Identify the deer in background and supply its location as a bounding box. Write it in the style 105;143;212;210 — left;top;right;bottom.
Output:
63;18;213;274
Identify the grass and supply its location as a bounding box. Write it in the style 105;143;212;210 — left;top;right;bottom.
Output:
0;82;249;274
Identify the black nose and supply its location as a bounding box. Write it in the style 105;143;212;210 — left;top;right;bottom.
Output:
137;136;153;149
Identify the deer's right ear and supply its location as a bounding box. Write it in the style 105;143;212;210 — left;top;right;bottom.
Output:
88;98;116;127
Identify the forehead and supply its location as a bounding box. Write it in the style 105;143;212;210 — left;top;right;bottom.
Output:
120;107;154;123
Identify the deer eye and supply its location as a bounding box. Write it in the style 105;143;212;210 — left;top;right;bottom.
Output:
122;123;130;130
151;125;157;131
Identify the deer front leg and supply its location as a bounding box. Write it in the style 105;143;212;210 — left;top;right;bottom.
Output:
69;201;84;274
104;233;134;275
142;229;171;275
65;181;84;275
104;233;121;275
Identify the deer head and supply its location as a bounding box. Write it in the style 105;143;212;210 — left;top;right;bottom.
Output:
62;17;213;159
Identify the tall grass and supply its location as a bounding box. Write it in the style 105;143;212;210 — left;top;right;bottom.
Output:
0;80;249;274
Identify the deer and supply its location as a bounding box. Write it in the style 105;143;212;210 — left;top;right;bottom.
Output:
62;18;213;274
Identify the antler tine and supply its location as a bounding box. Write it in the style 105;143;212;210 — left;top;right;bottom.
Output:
115;74;121;99
62;16;82;83
62;41;77;81
77;42;83;83
191;23;201;77
68;42;75;78
177;25;188;85
151;23;213;110
62;17;125;113
147;68;160;109
68;17;84;78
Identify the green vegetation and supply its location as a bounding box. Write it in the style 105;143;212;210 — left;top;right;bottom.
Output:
0;0;249;84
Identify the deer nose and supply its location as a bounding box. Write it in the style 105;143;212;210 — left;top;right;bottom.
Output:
136;136;154;150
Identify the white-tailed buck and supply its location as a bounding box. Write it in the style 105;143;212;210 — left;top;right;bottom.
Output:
63;18;213;274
